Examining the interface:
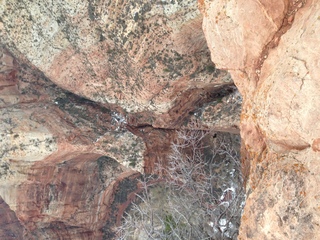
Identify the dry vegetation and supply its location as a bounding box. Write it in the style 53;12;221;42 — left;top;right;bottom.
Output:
116;130;245;240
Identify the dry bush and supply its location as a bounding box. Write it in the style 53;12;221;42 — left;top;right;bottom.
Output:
116;130;245;240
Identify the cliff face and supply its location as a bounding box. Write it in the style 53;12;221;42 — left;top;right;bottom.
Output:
202;0;320;239
2;0;318;239
0;1;241;239
0;46;146;239
0;0;229;114
0;0;241;131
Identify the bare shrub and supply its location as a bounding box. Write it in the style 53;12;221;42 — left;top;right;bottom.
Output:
116;130;245;240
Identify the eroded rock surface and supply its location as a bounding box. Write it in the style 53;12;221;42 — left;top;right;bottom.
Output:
0;1;244;239
0;20;241;240
241;150;320;239
0;46;146;238
0;0;231;114
202;0;320;239
0;196;25;239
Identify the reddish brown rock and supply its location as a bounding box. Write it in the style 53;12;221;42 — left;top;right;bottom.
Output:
0;50;241;240
202;0;320;239
0;1;243;239
0;0;230;114
0;196;25;239
0;46;147;239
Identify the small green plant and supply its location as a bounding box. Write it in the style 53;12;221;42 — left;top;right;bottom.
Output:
164;214;177;234
128;158;136;167
206;65;216;73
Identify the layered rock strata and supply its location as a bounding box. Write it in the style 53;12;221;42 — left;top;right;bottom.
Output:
0;0;242;237
0;46;147;238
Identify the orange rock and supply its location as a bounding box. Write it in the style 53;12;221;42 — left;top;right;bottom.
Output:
312;138;320;152
202;0;320;239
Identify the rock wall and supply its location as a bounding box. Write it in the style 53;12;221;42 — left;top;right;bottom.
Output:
0;1;242;239
0;196;25;240
202;0;320;239
0;0;229;114
2;0;319;238
0;46;145;238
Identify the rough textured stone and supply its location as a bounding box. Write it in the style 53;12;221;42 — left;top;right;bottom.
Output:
0;196;25;239
0;46;146;238
253;0;320;152
181;87;241;133
0;39;240;240
240;150;320;239
202;0;289;95
202;0;320;239
1;0;317;238
0;1;244;239
0;46;145;170
0;0;228;113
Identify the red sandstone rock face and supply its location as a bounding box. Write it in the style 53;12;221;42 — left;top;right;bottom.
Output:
0;0;230;114
0;30;240;240
0;46;146;239
202;0;289;96
0;0;241;130
4;0;319;238
202;0;320;239
2;0;317;238
0;196;25;239
0;1;243;239
15;154;125;239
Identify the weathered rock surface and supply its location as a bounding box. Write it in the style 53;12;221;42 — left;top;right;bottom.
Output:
202;0;320;239
0;196;25;239
0;46;146;238
0;1;245;239
241;150;320;240
0;0;231;114
0;46;145;168
0;11;241;240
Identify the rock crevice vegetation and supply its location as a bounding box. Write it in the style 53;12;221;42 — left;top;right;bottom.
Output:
116;130;245;240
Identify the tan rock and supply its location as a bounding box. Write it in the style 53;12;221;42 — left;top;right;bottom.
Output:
240;150;320;239
312;138;320;152
253;0;320;152
0;0;221;113
202;0;289;94
202;0;320;239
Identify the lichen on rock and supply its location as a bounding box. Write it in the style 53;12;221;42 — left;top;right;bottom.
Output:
0;0;222;113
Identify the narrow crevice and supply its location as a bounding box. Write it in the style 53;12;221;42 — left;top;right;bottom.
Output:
254;0;307;82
